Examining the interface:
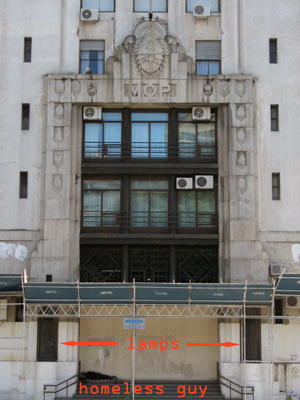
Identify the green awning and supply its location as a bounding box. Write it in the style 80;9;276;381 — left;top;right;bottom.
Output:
80;283;132;304
191;283;245;304
276;274;300;295
136;283;189;304
0;274;23;292
24;283;78;304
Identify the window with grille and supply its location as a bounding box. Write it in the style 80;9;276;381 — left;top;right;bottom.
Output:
196;41;221;75
80;41;104;74
82;0;114;12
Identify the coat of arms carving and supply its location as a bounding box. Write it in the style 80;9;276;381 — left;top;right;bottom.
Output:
133;20;168;79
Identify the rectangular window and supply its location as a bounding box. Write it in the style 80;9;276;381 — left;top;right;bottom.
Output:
82;0;114;11
22;104;30;130
178;190;215;228
134;0;167;12
84;112;122;158
196;41;221;75
131;180;168;227
80;41;104;74
131;113;168;158
269;39;277;64
178;112;216;158
271;105;279;131
187;0;219;12
19;172;28;199
83;180;121;227
272;173;280;200
24;38;32;62
274;298;283;324
37;319;58;361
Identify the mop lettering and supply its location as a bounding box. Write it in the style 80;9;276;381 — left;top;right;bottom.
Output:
79;382;208;398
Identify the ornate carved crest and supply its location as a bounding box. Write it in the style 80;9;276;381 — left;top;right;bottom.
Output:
133;20;168;79
54;104;64;121
55;80;65;95
236;80;246;98
87;83;97;97
53;151;64;169
219;80;230;97
52;175;63;193
54;127;64;142
71;80;81;97
236;105;246;121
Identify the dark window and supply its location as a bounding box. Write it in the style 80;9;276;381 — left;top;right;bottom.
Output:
196;41;221;75
129;247;169;282
84;112;122;158
131;112;168;158
178;189;216;228
19;172;28;199
82;0;114;11
187;0;219;12
83;179;121;227
24;38;32;62
178;112;216;158
131;180;168;227
275;298;283;324
46;275;52;282
37;319;58;361
245;309;261;361
272;173;280;200
80;41;104;74
269;39;277;64
134;0;167;12
271;105;279;131
22;104;30;130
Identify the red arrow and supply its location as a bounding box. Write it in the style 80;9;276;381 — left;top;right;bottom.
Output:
186;342;239;348
61;341;118;347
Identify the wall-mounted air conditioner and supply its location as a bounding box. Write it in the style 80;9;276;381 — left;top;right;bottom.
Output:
83;106;102;120
195;175;214;189
176;178;193;190
192;107;211;121
286;296;300;309
193;5;211;18
270;264;285;276
80;9;99;22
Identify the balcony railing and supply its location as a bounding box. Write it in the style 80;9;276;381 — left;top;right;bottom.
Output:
82;211;218;232
83;142;217;161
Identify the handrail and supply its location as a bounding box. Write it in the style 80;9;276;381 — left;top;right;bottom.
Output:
219;375;254;399
44;374;78;400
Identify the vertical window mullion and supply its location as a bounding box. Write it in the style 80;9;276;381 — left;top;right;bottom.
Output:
148;191;151;227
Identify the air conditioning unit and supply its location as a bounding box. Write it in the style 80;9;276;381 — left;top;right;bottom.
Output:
193;4;211;18
0;300;7;321
192;107;211;121
286;296;300;309
270;264;285;276
195;175;214;189
176;178;193;190
83;106;102;120
80;9;99;22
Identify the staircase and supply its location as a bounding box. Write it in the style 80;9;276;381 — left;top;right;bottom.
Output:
71;381;225;399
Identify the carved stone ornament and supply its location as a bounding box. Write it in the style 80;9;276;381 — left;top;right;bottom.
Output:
54;127;64;142
203;82;213;97
54;104;64;121
87;82;97;97
236;128;246;145
236;152;247;169
53;151;64;169
219;80;230;97
52;175;63;193
236;105;246;121
237;176;247;195
134;19;168;79
236;80;246;98
71;79;81;97
55;80;65;95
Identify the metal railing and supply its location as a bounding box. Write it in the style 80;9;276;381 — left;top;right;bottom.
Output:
44;374;78;400
82;211;218;231
83;141;217;160
219;375;255;399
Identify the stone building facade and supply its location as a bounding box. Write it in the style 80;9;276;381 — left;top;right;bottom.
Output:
0;1;300;399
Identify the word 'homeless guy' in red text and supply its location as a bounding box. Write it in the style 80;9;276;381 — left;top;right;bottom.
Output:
79;382;208;398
